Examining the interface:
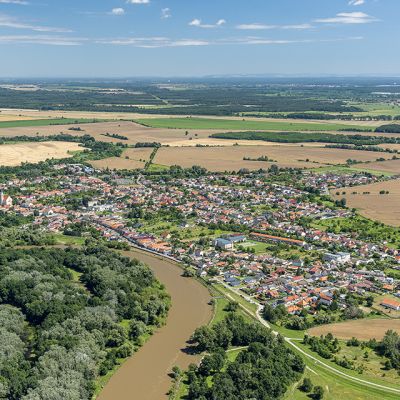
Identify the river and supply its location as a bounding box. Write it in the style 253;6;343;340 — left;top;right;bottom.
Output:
97;249;213;400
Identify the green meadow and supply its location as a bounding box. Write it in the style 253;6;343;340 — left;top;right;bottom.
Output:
0;118;106;128
135;117;368;132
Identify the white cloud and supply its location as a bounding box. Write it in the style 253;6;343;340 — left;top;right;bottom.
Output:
0;0;29;4
111;8;125;16
349;0;365;5
0;13;72;32
315;12;377;24
126;0;149;4
161;8;171;19
0;34;82;45
98;35;363;48
237;23;312;30
189;18;226;28
98;37;209;48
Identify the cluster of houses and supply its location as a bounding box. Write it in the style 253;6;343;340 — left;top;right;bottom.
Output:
1;163;399;318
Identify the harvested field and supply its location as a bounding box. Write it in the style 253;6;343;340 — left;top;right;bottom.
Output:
0;120;233;146
90;148;153;170
153;145;392;172
355;159;400;175
0;113;43;122
308;319;400;340
331;179;400;226
0;141;82;166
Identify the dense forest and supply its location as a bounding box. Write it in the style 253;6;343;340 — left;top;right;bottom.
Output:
0;245;170;399
0;81;363;115
187;314;305;399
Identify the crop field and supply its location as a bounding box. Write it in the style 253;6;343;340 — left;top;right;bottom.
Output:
90;148;153;170
135;117;370;132
0;141;82;166
355;159;400;175
330;179;400;226
153;145;392;172
308;318;400;340
0;118;106;129
0;113;43;122
0;120;235;146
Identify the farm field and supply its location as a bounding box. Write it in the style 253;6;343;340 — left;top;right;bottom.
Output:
0;141;82;166
308;318;400;340
355;159;400;174
135;117;371;132
153;145;392;172
331;179;400;226
0;118;105;129
0;113;44;122
0;120;233;146
90;147;153;170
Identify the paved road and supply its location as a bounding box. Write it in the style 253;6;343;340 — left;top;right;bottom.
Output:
218;280;400;396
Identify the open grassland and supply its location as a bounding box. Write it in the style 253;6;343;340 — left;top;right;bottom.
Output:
153;145;392;172
135;117;371;132
0;118;106;128
308;319;400;340
0;141;82;166
331;179;400;226
355;159;400;175
351;102;400;117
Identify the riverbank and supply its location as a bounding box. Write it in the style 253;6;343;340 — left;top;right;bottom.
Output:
97;248;213;400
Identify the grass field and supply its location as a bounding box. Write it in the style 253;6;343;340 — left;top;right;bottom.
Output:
0;118;105;128
330;179;400;227
0;141;82;166
136;117;370;132
308;318;400;340
351;102;400;117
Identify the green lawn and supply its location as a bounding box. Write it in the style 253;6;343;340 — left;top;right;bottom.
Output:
0;118;107;128
53;234;86;245
136;117;367;132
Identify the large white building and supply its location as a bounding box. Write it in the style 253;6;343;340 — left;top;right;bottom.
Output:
0;192;13;207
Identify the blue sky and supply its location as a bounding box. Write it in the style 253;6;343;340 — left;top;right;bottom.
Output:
0;0;398;77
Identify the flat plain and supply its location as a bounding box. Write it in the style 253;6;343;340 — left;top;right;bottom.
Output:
135;117;373;132
90;148;153;170
330;179;400;226
355;159;400;175
153;145;392;172
0;141;82;166
308;319;400;340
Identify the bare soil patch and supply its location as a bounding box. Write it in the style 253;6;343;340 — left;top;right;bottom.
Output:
330;179;400;226
308;319;400;340
0;141;82;166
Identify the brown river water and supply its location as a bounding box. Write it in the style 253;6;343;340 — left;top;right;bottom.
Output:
97;249;213;400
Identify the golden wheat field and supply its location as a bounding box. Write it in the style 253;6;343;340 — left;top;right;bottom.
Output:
153;145;392;172
0;141;82;166
308;319;400;340
330;179;400;226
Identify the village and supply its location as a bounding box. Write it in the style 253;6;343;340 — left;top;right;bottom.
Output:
1;163;400;323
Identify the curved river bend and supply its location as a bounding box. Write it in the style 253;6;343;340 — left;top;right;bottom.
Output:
97;249;212;400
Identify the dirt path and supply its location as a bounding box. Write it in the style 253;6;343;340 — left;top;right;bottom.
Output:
97;249;212;400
